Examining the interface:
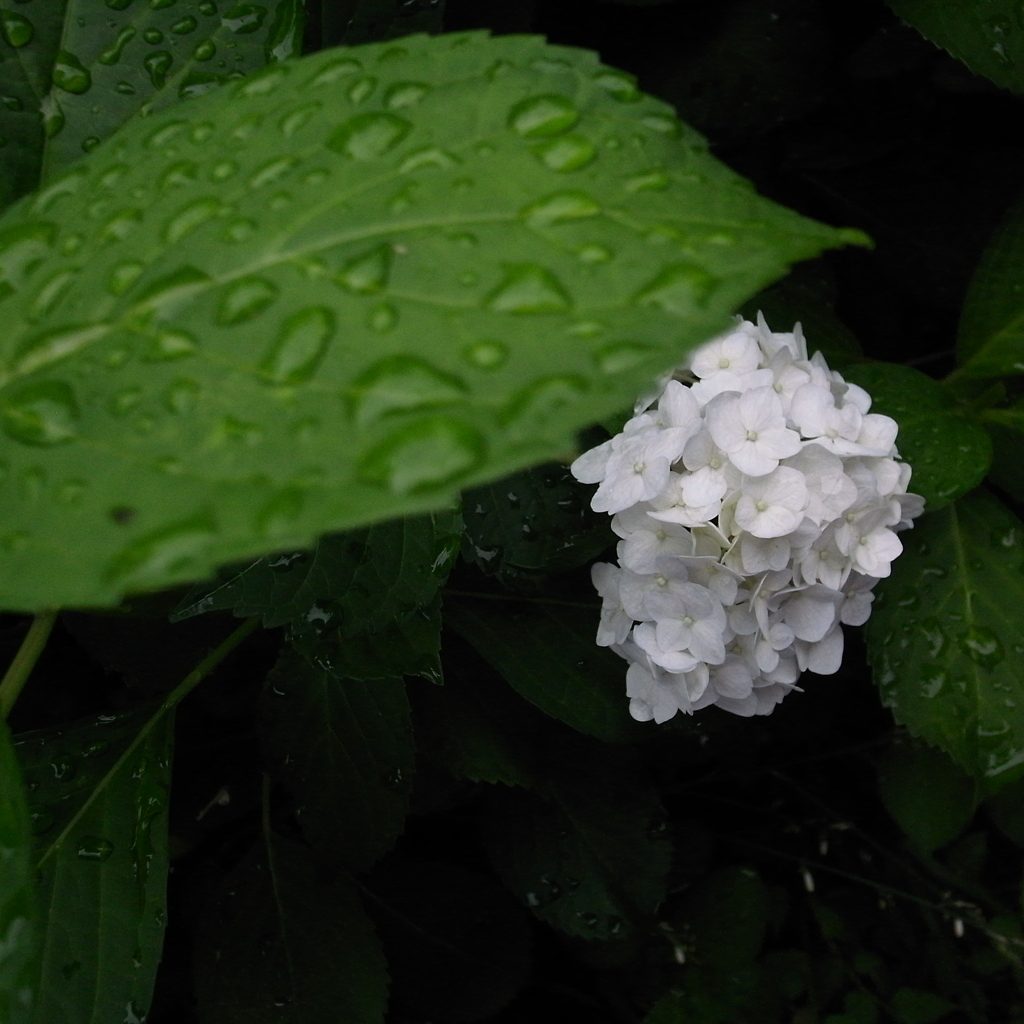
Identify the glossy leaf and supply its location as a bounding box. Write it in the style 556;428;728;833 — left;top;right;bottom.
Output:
841;361;992;510
461;461;610;581
0;32;858;610
982;415;1024;503
195;832;388;1024
261;647;414;869
15;706;172;1024
364;858;531;1022
957;191;1024;376
446;597;642;743
887;0;1024;95
0;720;37;1024
174;510;460;631
324;0;446;47
875;738;978;853
481;740;670;940
0;0;303;196
866;488;1024;792
677;866;770;968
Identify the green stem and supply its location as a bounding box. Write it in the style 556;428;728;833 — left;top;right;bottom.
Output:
0;609;59;720
37;615;260;868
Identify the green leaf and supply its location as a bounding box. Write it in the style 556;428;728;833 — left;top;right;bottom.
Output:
841;362;992;510
261;647;414;869
174;510;461;631
445;597;641;743
481;739;670;940
363;858;530;1022
866;488;1024;792
887;0;1024;94
194;833;388;1024
410;660;540;787
324;0;446;47
890;987;955;1024
0;32;857;610
643;967;780;1024
875;738;978;853
983;773;1024;845
0;0;303;195
982;416;1024;502
15;706;172;1024
461;461;611;581
678;866;770;968
957;191;1024;376
0;720;38;1024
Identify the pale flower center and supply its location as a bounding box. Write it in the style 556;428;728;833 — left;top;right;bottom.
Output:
746;429;758;442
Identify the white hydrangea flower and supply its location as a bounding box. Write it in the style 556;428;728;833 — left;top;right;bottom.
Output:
570;314;923;721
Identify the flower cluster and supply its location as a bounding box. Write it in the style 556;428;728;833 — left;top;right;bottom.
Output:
572;315;924;721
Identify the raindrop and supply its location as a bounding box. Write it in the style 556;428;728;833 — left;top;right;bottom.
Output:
533;134;596;172
308;57;362;87
223;4;268;33
143;328;198;361
98;25;136;66
193;38;216;61
143;28;164;44
29;268;77;320
144;50;173;89
593;69;640;101
151;0;177;8
209;159;237;180
625;169;670;192
106;0;133;7
163;197;222;243
237;66;289;98
635;263;718;313
380;767;405;790
641;113;681;136
222;217;255;242
0;96;21;112
336;244;392;293
961;625;1004;669
100;208;143;243
146;121;187;149
41;95;65;139
109;388;143;417
303;169;329;185
357;416;486;494
29;810;54;835
326;112;412;160
279;102;321;137
160;160;198;191
113;82;136;96
106;511;217;586
199;0;218;13
921;670;947;699
399;147;459;172
504;376;587;433
522;190;601;227
486;264;572;314
579;912;600;929
463;340;507;369
217;277;278;324
248;156;296;188
993;526;1020;548
135;265;210;311
368;302;397;332
98;164;129;189
170;15;198;33
0;221;56;285
57;479;87;504
349;355;467;427
594;342;655;374
0;11;32;48
12;324;109;376
508;94;579;137
385;81;431;108
347;76;376;104
163;378;200;414
259;307;334;385
578;244;612;263
76;837;115;861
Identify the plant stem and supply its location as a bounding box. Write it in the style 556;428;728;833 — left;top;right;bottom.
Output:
0;609;59;720
37;615;260;868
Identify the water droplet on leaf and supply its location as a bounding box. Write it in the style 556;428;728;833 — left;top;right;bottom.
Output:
106;511;217;586
76;837;115;861
2;382;80;446
509;94;579;137
326;112;411;160
486;264;572;314
368;302;397;332
98;25;136;66
349;355;467;427
358;416;485;494
336;244;392;293
222;4;268;34
385;81;431;108
594;341;655;374
522;191;601;227
308;57;362;87
170;15;198;33
279;102;321;137
533;134;596;172
135;265;210;311
259;307;334;385
0;11;33;48
217;276;278;325
144;328;198;361
636;263;718;314
164;197;222;243
463;340;507;369
593;69;640;101
961;626;1004;669
143;50;173;89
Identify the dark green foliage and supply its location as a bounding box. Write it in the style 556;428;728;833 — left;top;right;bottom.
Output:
193;832;388;1024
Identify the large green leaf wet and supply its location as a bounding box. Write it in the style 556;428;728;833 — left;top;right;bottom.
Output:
0;32;858;609
866;488;1024;793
